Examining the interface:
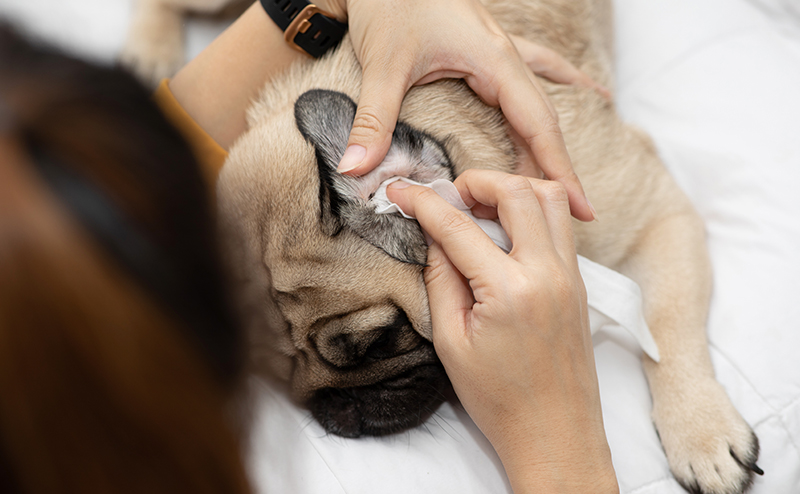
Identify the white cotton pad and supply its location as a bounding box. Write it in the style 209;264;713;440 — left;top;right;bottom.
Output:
372;177;513;253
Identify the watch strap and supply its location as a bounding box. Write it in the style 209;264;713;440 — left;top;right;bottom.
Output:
260;0;347;58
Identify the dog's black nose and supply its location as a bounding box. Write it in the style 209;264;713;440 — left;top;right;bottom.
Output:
308;364;449;438
319;310;416;368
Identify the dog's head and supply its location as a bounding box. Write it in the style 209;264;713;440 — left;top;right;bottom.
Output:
219;89;455;437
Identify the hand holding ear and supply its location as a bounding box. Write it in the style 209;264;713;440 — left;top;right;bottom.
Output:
330;0;604;221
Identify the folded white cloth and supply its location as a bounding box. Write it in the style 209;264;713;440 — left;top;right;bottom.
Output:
372;176;660;361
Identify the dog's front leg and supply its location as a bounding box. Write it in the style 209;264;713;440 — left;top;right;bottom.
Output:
618;210;761;494
120;0;186;86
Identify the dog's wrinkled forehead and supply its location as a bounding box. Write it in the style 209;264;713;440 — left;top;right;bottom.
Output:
293;89;454;265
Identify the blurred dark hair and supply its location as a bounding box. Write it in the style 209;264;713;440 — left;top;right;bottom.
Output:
0;22;241;384
0;23;249;494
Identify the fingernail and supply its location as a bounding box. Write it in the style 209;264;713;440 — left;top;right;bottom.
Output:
587;197;599;222
423;231;434;247
387;180;411;190
338;144;366;173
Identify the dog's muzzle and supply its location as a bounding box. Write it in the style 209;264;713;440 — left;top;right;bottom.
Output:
308;363;450;438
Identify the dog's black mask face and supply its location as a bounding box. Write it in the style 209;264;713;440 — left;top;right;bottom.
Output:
286;89;454;437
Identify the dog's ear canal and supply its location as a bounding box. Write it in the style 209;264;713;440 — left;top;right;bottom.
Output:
294;89;356;235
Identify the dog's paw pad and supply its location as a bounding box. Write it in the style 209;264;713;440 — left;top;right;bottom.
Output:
653;381;760;494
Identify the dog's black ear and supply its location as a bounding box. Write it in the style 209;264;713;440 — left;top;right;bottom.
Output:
294;89;451;266
295;89;355;235
295;89;355;176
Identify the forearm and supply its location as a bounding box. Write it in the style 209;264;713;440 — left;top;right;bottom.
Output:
169;1;345;149
486;349;619;494
495;412;619;494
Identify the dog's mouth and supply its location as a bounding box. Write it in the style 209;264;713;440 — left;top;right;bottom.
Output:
308;363;450;438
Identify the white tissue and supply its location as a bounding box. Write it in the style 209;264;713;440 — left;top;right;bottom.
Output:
371;176;660;362
372;177;513;253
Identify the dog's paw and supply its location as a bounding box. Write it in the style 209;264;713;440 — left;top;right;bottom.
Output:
119;0;184;87
652;379;761;494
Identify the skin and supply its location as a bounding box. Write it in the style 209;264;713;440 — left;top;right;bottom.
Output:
387;171;618;494
169;0;603;220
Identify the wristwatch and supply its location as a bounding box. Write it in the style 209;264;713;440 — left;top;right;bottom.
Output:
259;0;347;58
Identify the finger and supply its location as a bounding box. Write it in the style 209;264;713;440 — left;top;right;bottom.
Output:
386;182;506;281
509;34;611;100
460;171;578;267
529;180;578;269
507;125;544;179
471;203;499;220
423;243;474;350
464;48;594;222
494;71;595;222
454;170;555;260
525;64;558;123
338;59;410;176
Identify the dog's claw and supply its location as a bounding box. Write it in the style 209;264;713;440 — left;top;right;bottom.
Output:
749;463;764;476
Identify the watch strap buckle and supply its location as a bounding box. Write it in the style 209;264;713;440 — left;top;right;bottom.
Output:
282;4;346;58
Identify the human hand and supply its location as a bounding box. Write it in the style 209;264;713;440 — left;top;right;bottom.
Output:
329;0;600;221
386;170;617;493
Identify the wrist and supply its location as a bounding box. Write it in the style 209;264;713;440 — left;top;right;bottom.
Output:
486;411;618;494
500;447;618;494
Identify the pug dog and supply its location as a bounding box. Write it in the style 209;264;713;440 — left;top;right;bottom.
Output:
126;0;762;491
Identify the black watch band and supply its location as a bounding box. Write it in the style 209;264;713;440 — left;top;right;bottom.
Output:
260;0;347;58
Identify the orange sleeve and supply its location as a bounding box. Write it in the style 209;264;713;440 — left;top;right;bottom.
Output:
153;79;228;187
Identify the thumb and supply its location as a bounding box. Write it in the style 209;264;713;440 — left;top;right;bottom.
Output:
338;64;407;176
423;243;473;353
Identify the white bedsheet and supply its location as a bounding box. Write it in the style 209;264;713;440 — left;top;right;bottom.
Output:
2;0;797;492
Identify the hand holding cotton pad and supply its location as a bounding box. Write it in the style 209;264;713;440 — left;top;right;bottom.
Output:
371;176;660;361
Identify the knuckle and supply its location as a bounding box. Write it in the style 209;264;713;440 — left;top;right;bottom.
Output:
414;185;441;204
483;29;516;57
534;117;564;140
517;266;574;306
411;187;446;215
350;108;388;139
495;36;518;59
499;174;535;200
459;168;481;182
539;180;569;204
482;33;521;72
439;208;474;236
